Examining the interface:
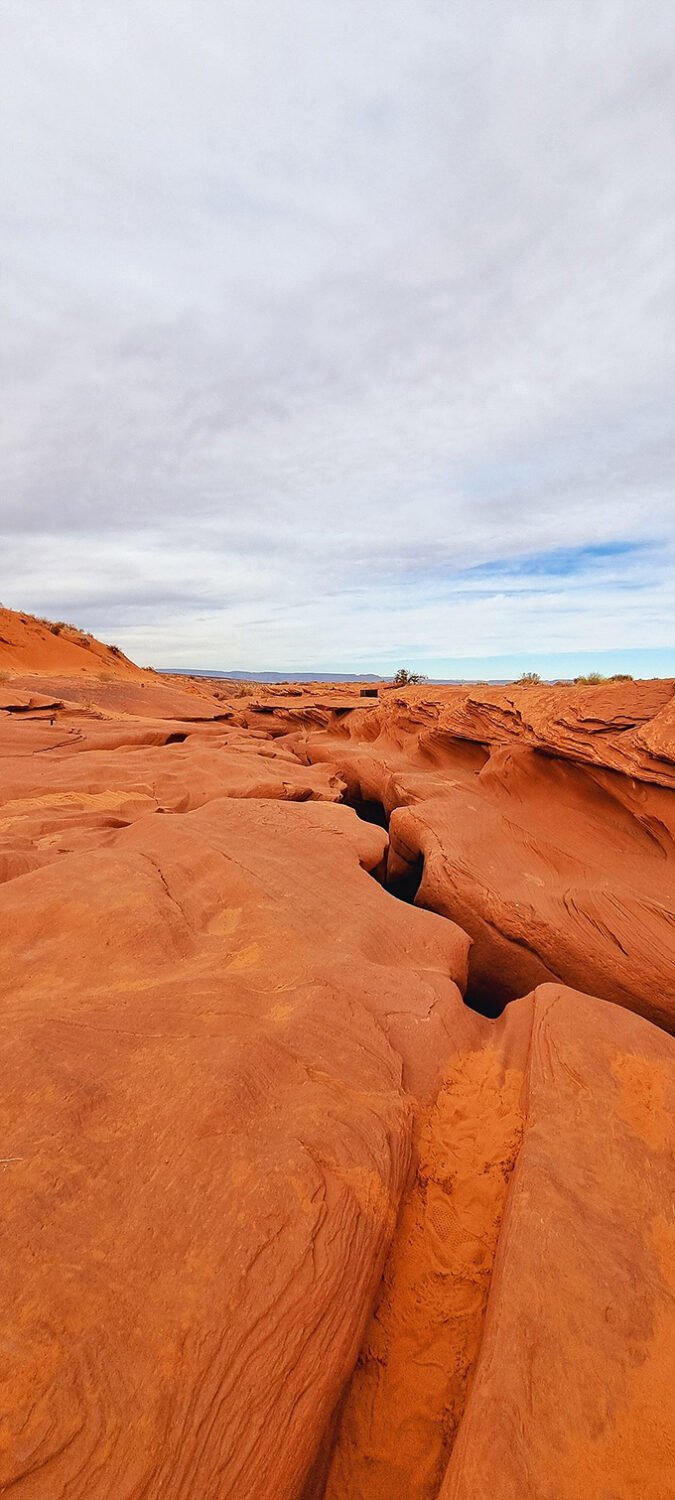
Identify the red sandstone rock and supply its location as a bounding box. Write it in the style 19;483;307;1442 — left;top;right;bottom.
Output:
299;681;675;1028
441;984;675;1500
0;794;477;1497
0;717;345;868
323;986;675;1500
2;629;675;1497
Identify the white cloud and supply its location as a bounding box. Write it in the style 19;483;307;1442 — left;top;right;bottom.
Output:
1;0;674;669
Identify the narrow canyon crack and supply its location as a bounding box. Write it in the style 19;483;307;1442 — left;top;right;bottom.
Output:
319;1040;526;1500
342;786;510;1020
298;786;533;1498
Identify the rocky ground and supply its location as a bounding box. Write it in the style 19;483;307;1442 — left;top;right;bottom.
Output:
1;609;674;1498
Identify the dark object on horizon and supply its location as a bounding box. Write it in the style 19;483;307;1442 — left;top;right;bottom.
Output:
360;687;379;698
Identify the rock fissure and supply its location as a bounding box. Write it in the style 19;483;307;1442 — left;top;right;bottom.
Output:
319;1040;528;1500
341;790;514;1020
2;622;675;1500
296;700;675;1033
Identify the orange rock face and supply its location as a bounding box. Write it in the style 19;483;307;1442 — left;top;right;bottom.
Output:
0;796;478;1497
440;986;675;1500
2;640;675;1497
299;680;675;1028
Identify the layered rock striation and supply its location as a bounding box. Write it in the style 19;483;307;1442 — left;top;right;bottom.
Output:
1;634;674;1497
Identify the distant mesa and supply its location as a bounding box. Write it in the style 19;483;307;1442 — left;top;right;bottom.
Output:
159;667;509;684
159;668;385;683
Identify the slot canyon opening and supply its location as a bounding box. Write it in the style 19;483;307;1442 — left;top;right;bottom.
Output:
342;789;390;830
386;849;425;905
462;976;510;1020
341;789;512;1022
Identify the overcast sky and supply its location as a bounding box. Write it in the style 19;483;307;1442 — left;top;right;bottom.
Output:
1;1;674;674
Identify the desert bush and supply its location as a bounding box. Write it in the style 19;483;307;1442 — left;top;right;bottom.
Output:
97;671;114;683
574;671;606;685
393;667;428;686
48;620;77;635
609;672;633;681
516;671;541;685
0;670;9;682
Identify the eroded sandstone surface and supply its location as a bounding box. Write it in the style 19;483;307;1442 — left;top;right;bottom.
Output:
295;679;675;1027
1;612;674;1498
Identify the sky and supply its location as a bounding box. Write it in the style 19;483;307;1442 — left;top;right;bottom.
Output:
1;0;674;676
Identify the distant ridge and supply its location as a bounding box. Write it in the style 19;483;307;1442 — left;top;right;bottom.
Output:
159;668;512;685
159;669;383;683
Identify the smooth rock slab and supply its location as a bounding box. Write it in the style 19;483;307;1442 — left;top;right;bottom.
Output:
0;797;478;1499
441;984;675;1500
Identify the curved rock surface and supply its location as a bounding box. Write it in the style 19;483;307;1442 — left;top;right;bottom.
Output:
2;643;675;1498
298;680;675;1028
323;985;675;1500
441;984;675;1500
0;731;478;1496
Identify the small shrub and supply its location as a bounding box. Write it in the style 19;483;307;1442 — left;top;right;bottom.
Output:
97;671;114;683
609;672;633;681
516;671;541;685
48;619;79;634
392;667;428;687
574;671;606;685
0;669;9;682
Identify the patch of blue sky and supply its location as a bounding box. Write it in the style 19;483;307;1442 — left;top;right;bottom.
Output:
464;540;658;581
391;539;663;600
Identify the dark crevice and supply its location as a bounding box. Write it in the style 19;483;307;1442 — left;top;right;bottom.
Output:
462;979;509;1020
386;850;424;905
343;790;390;830
342;787;510;1021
